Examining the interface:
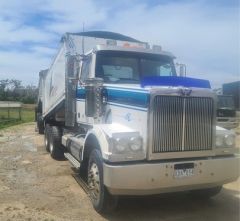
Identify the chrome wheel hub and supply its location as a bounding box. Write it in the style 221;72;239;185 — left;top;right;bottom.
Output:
88;163;100;201
44;135;48;146
49;141;53;153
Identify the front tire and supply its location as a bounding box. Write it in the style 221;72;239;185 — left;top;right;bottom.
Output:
48;126;64;160
88;149;118;213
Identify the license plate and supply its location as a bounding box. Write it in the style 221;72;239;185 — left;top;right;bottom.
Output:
174;163;194;178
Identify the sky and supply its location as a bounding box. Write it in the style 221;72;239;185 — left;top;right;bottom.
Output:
0;0;239;88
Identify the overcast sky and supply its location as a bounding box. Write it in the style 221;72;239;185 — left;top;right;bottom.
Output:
0;0;239;88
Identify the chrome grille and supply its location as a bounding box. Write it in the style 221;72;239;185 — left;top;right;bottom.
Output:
152;96;214;153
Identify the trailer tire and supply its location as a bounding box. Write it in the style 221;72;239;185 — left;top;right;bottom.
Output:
48;126;64;160
189;186;222;199
88;149;118;214
44;124;50;152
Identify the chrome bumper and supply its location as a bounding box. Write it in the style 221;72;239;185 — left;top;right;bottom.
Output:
103;156;240;195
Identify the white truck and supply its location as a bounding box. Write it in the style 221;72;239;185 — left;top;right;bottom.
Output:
36;31;239;213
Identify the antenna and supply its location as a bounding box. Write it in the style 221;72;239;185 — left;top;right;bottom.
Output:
82;22;85;55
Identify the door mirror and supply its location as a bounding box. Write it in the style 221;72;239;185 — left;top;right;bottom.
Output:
85;78;104;118
176;63;187;77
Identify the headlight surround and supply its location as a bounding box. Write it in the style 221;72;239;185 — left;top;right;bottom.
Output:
215;132;236;148
112;135;143;154
216;134;224;147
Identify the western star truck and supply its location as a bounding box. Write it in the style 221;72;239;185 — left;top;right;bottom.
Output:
36;31;239;213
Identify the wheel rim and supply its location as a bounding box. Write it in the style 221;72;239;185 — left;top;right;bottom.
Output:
88;163;100;202
44;134;48;147
49;140;53;153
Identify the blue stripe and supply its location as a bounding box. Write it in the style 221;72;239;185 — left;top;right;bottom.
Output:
76;87;149;108
107;88;149;108
106;86;148;92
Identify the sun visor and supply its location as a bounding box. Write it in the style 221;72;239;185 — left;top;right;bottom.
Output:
141;76;211;89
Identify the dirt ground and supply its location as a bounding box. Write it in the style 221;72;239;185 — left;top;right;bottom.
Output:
0;123;239;221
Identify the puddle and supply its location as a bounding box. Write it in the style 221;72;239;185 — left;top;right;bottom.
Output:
3;155;22;161
13;155;22;161
22;135;33;139
0;185;10;192
0;180;10;192
23;141;37;152
7;167;37;185
0;135;19;143
3;156;11;160
21;160;32;165
0;137;9;143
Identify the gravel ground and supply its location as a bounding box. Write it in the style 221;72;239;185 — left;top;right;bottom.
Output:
0;123;239;221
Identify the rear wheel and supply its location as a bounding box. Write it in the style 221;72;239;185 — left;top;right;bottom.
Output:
88;149;118;213
48;126;64;160
189;186;222;199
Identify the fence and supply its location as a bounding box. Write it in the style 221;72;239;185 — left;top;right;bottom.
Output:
0;101;22;123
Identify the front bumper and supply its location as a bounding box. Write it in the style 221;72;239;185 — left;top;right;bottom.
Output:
103;156;240;195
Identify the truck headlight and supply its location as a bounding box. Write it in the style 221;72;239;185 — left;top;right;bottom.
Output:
130;136;142;151
225;134;235;147
115;138;128;153
215;132;235;148
107;131;145;162
216;135;224;147
113;136;143;153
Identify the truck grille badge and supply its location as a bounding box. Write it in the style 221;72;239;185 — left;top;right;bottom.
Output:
179;88;192;96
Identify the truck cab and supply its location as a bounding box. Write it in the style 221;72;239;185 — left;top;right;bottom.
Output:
37;31;240;213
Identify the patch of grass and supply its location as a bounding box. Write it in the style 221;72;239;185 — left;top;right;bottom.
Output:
0;105;35;130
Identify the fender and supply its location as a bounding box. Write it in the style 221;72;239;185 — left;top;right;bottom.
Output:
82;123;138;161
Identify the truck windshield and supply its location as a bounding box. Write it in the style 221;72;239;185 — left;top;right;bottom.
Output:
95;50;176;84
217;96;235;109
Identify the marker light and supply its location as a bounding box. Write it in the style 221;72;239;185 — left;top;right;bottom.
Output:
152;45;162;52
106;39;117;46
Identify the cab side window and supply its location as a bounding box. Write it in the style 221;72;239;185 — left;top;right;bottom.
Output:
80;56;92;82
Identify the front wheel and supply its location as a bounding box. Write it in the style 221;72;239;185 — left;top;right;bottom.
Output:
88;149;118;213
